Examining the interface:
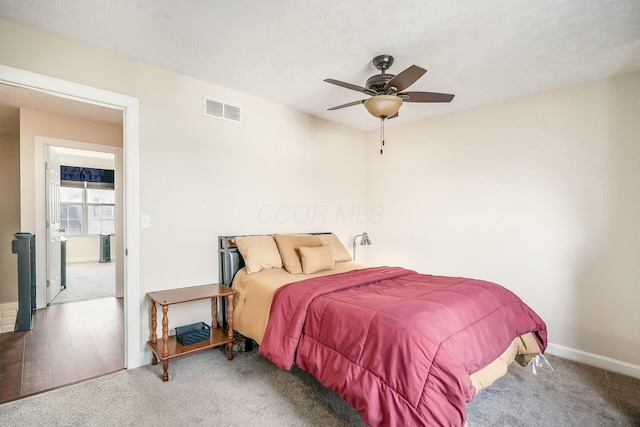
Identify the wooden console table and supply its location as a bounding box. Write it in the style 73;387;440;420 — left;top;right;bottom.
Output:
147;283;236;381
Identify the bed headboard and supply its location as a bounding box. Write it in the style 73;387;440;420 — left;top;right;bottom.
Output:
218;236;244;288
217;232;332;288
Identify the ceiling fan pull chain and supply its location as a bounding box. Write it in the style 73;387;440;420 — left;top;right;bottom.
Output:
380;118;385;155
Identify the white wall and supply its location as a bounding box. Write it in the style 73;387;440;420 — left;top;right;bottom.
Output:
57;148;115;170
365;71;640;372
0;19;366;359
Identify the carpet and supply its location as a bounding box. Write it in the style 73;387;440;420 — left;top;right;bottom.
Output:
51;262;115;304
0;348;638;426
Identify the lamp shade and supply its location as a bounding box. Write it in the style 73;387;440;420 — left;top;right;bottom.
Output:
352;232;372;261
360;232;372;245
364;95;402;118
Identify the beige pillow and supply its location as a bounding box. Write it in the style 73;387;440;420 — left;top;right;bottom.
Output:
273;234;323;274
299;245;335;274
318;233;352;262
235;235;283;274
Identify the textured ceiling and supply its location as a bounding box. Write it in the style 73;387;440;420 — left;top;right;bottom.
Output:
1;1;639;131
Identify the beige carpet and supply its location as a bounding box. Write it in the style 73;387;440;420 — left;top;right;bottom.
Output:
0;348;638;426
51;262;115;304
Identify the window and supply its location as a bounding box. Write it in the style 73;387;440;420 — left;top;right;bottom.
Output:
87;188;116;234
60;187;84;235
60;184;115;235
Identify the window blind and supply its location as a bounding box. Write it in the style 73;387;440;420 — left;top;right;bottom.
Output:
60;166;114;184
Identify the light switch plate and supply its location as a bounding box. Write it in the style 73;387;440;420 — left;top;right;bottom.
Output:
141;214;151;229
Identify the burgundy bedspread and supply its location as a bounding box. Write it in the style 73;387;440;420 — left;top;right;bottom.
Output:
259;267;547;427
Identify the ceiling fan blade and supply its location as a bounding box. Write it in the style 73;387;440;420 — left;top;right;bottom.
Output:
400;91;455;103
324;79;368;94
385;65;427;92
327;99;366;111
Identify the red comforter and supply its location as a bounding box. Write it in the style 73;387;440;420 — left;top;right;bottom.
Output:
259;267;547;427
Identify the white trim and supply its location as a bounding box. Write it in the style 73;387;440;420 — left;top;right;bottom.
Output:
0;301;18;311
0;301;18;333
66;257;101;264
35;137;122;309
0;64;141;369
546;342;640;379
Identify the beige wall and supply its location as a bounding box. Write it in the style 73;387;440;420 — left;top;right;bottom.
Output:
0;19;366;355
65;236;117;264
365;71;640;368
0;133;20;303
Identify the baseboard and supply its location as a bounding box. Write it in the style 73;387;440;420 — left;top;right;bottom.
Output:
140;349;153;367
67;257;100;263
546;342;640;379
0;301;18;334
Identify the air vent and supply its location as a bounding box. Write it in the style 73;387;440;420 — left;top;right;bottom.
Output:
224;104;241;122
204;97;241;123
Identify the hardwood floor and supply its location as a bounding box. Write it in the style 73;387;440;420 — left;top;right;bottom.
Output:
0;297;124;404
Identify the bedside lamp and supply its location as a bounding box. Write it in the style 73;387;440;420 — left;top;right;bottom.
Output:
353;232;372;261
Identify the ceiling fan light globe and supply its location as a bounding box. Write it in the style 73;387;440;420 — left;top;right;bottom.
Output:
364;95;402;118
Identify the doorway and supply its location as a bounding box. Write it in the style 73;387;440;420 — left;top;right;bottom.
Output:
49;147;118;305
0;64;141;370
34;137;128;391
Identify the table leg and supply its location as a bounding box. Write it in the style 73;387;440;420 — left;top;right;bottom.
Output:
161;304;169;381
162;360;169;382
227;294;234;361
212;296;218;329
150;301;157;364
151;301;157;343
162;305;169;359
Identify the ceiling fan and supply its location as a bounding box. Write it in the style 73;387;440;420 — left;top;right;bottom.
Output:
324;55;454;153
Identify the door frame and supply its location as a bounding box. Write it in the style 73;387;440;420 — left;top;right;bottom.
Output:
0;64;141;369
37;139;124;302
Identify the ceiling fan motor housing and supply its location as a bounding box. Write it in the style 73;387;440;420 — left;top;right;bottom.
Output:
366;73;395;94
367;55;397;94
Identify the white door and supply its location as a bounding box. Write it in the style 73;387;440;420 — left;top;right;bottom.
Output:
46;146;63;304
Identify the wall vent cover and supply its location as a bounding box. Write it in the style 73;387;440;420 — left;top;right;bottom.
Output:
204;97;241;123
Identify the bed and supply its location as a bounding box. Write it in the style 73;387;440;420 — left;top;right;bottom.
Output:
218;233;547;427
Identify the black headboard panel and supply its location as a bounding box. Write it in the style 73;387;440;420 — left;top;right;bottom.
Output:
218;236;245;288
